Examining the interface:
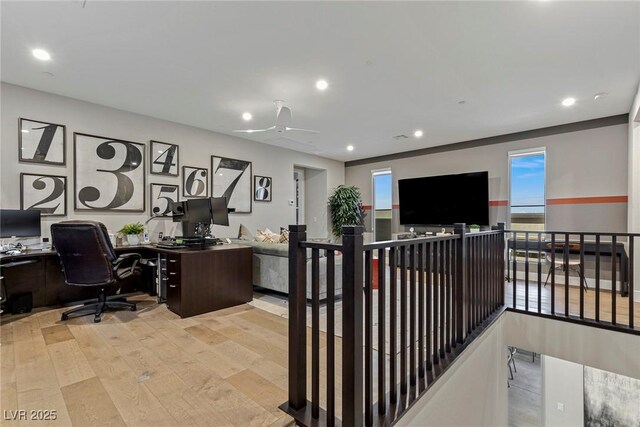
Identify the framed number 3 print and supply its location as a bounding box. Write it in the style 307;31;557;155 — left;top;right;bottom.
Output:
150;140;179;176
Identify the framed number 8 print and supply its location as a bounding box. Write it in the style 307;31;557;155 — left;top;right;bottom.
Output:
20;173;67;216
150;140;179;176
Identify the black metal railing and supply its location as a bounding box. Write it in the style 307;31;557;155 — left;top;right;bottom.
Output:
505;230;637;330
280;223;505;426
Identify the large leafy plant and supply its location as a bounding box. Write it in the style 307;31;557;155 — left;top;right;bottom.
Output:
328;185;366;238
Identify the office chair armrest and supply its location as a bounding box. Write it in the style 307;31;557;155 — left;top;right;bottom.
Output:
113;253;142;280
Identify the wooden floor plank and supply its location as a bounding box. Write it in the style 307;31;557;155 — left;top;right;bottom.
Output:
41;325;74;346
47;339;96;387
61;377;126;427
227;369;287;417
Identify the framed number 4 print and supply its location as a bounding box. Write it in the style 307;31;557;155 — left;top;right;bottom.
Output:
150;140;179;176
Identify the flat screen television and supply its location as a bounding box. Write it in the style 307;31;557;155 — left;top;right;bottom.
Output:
398;171;489;226
0;209;42;238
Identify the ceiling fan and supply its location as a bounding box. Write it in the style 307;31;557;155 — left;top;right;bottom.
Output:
233;100;319;136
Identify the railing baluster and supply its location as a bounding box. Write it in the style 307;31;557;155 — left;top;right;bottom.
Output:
326;251;335;425
612;235;617;325
418;243;425;377
512;232;517;309
579;234;585;320
409;244;417;386
445;239;451;353
537;234;542;314
311;248;320;419
426;242;433;371
595;235;601;322
389;246;397;403
400;245;407;394
564;233;570;317
364;250;373;426
629;238;634;330
525;231;530;312
433;240;440;364
377;248;386;415
551;233;556;315
439;239;446;359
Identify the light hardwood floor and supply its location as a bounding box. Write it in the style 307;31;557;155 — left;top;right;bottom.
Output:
1;295;298;427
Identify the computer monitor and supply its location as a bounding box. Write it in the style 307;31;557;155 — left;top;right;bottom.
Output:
0;209;42;238
210;197;229;226
170;201;186;223
184;199;212;223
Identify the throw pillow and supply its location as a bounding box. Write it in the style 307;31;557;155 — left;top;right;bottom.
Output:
279;227;289;243
256;228;280;243
238;224;252;241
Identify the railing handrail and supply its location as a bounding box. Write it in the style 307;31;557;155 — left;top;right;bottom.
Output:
363;233;460;250
506;229;640;237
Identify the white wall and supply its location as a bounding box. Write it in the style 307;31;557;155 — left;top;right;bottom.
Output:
0;83;344;240
542;355;584;426
398;316;509;427
628;83;640;301
346;122;629;233
303;167;329;239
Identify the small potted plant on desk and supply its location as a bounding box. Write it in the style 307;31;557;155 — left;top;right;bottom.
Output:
469;224;480;234
119;223;145;245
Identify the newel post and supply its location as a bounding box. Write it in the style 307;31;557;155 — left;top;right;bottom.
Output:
454;223;467;344
288;224;307;410
342;225;364;427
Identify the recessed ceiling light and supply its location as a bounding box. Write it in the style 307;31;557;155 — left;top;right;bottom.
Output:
242;112;252;121
561;97;576;107
594;92;608;100
347;145;354;151
414;130;423;138
316;80;328;91
32;49;51;61
21;129;29;133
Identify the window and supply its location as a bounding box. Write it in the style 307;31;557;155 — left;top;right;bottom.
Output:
509;150;546;231
372;170;392;241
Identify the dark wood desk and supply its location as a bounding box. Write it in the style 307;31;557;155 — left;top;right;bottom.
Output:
0;244;253;318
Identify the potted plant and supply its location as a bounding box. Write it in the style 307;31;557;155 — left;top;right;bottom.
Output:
328;185;367;241
469;224;480;233
119;223;145;245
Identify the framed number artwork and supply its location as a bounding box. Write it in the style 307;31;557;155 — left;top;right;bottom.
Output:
182;166;208;198
211;156;252;213
150;183;179;217
150;140;179;176
254;175;272;202
19;118;66;165
20;173;67;216
74;133;146;212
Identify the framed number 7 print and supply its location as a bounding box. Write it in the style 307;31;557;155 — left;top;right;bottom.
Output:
150;140;179;176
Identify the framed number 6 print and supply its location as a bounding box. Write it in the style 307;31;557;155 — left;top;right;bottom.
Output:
182;166;208;198
150;140;179;176
20;173;67;216
19;118;66;165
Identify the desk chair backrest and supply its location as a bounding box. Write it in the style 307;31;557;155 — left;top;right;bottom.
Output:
50;221;117;287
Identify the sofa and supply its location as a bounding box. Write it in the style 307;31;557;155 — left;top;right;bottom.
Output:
230;239;342;300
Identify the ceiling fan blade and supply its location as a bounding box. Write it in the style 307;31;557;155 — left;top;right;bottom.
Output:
232;126;275;133
275;105;292;128
285;127;319;134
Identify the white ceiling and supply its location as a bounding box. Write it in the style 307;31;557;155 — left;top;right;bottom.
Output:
2;1;639;162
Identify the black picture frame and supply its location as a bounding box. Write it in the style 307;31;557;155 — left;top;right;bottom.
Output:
73;132;146;212
254;175;272;202
182;166;208;198
20;173;67;216
211;156;252;213
150;183;179;217
19;117;66;165
150;140;179;176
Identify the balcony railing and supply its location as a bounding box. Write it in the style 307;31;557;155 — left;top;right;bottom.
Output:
280;223;638;426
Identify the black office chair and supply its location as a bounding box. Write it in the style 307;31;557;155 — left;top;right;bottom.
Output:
51;221;141;323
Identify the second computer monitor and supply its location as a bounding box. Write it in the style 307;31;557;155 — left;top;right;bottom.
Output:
210;197;229;226
184;199;212;223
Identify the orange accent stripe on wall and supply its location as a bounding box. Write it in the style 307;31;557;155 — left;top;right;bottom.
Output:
546;195;628;205
489;200;508;207
362;205;372;211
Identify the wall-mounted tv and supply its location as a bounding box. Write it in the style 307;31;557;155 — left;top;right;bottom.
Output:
398;171;489;226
